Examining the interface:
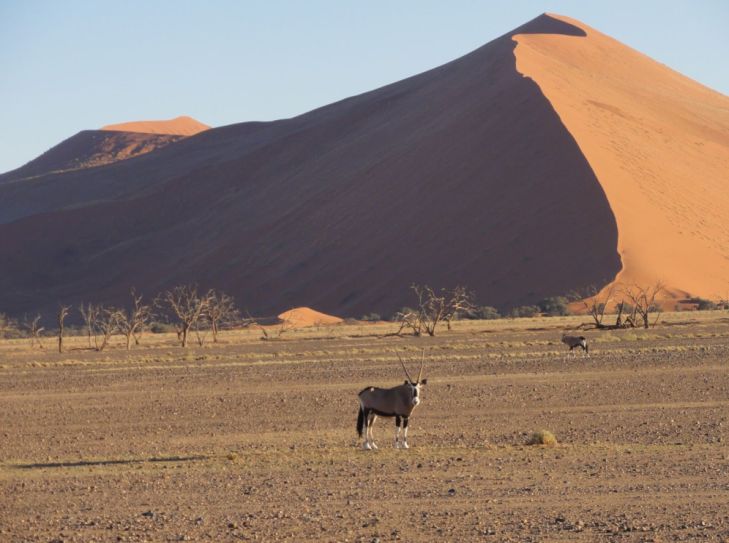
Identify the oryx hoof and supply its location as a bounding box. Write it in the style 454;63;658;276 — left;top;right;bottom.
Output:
371;442;379;449
401;441;409;449
363;442;372;450
394;441;400;449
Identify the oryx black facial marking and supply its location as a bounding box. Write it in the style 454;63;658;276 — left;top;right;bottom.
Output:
356;350;427;450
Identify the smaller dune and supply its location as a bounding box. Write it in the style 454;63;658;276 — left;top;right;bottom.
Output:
101;116;209;136
277;307;343;328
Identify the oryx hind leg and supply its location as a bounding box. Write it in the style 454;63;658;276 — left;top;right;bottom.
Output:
394;415;402;449
362;408;373;450
368;412;379;449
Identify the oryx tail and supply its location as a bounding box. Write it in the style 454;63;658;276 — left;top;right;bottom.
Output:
357;405;365;437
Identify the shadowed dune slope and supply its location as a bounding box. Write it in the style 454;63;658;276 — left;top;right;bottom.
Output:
515;14;729;300
0;131;184;183
1;14;631;317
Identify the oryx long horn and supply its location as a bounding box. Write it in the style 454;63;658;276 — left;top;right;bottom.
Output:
417;349;425;383
396;351;414;383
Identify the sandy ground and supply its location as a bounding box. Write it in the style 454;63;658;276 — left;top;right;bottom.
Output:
1;312;729;542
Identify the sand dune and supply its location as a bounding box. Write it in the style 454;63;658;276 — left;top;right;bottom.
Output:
277;307;343;327
514;14;729;301
0;130;184;182
101;116;209;136
0;14;727;318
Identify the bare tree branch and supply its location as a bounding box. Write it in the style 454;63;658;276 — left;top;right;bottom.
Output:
79;302;100;349
156;285;209;347
394;284;475;337
206;290;239;342
623;282;665;329
57;305;70;353
24;314;45;349
116;289;153;350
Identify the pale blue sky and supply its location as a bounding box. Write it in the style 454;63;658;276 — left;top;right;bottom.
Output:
1;0;727;173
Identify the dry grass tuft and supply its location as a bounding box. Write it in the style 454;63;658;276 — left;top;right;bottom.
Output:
527;430;558;447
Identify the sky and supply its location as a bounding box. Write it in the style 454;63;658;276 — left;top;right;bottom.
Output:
1;0;728;173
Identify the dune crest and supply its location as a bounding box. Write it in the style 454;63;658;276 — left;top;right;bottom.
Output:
101;116;210;136
514;14;729;301
277;307;343;328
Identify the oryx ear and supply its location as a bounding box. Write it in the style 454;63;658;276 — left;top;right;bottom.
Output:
420;379;428;385
404;380;409;385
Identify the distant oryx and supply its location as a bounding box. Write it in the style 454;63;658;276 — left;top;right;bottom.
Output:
357;351;427;450
562;333;589;357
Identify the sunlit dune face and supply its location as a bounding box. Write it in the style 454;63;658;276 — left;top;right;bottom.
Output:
514;14;729;303
101;116;210;136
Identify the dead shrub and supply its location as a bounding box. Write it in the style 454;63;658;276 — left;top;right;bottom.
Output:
527;429;558;446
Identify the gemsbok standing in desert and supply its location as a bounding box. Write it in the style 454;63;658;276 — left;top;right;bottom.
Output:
357;351;427;450
562;333;589;357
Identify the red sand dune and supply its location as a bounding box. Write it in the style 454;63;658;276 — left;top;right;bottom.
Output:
277;307;343;328
514;14;729;303
0;14;727;318
101;116;210;136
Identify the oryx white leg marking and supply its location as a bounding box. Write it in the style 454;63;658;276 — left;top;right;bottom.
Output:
402;418;410;449
369;414;378;449
394;425;402;449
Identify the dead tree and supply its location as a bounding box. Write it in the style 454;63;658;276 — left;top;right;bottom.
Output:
206;290;239;342
157;285;209;347
624;282;664;329
79;302;100;349
0;313;10;338
580;285;631;329
24;314;45;349
57;305;70;353
116;290;153;350
582;285;613;329
396;284;474;337
95;307;119;351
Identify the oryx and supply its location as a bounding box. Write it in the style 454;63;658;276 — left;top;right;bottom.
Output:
562;333;589;357
357;351;427;450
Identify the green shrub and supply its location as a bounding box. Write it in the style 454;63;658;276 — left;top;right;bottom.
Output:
476;306;501;320
537;296;570;316
150;322;176;334
508;305;540;318
686;297;717;311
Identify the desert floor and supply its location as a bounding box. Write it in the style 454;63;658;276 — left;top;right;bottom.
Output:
1;312;729;542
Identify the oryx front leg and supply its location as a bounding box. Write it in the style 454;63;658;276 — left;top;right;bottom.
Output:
394;415;402;448
401;417;410;449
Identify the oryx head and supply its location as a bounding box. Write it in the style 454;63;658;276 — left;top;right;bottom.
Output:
396;350;428;407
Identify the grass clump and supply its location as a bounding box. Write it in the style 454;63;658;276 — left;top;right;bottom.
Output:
527;430;558;447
